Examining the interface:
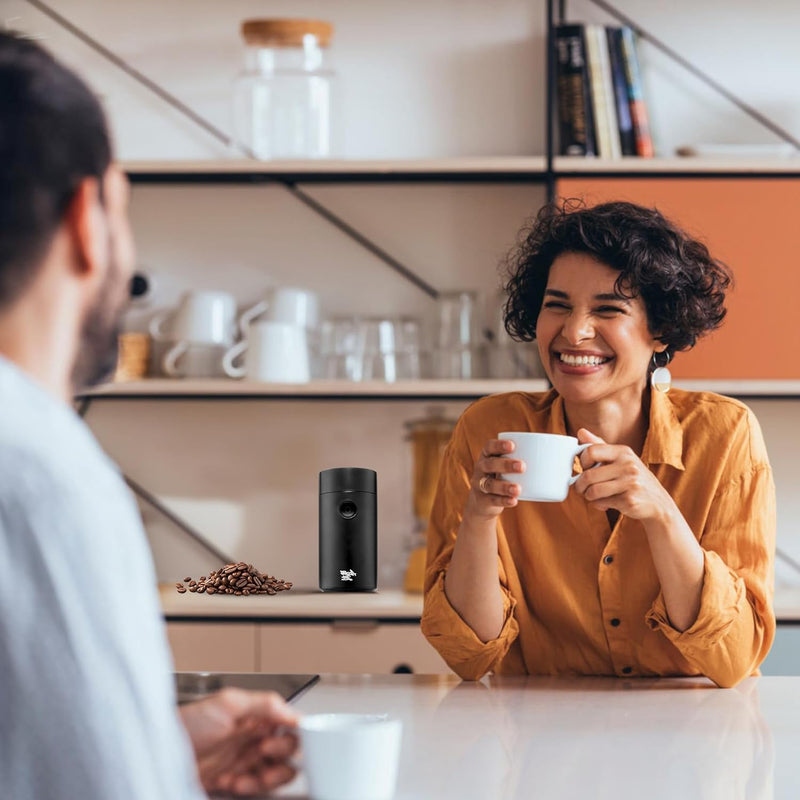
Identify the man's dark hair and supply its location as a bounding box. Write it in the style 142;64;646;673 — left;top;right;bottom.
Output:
503;199;732;360
0;31;111;308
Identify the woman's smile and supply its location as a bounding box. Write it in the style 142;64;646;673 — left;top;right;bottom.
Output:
553;349;615;374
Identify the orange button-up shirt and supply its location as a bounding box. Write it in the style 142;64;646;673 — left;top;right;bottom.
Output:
421;388;776;688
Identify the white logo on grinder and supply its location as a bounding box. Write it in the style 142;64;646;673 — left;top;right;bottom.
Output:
340;569;357;582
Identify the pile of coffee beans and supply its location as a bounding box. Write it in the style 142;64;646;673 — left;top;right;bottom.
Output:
175;562;293;596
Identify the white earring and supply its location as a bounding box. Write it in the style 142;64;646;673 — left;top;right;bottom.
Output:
650;351;672;393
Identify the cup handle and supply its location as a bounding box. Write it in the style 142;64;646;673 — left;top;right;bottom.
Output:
222;340;248;379
567;443;593;486
149;309;172;342
237;300;269;339
163;341;188;378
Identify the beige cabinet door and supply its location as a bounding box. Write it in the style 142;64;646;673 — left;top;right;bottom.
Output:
167;622;258;672
258;622;452;674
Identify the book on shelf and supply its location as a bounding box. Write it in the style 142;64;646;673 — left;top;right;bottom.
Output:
619;26;655;158
554;23;653;159
606;27;637;156
554;24;597;156
585;24;621;159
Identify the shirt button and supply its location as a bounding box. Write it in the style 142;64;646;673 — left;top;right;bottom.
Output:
610;618;621;627
622;666;633;675
603;555;614;565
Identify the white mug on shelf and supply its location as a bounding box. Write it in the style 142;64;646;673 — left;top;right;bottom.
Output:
150;291;237;379
149;290;237;346
222;320;310;383
238;286;320;335
162;343;227;379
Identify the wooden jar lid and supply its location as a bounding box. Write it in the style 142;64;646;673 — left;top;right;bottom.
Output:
241;19;334;48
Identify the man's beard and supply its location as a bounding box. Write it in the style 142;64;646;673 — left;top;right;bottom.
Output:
71;246;128;392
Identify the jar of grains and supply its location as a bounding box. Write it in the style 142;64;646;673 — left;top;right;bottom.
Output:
233;18;335;160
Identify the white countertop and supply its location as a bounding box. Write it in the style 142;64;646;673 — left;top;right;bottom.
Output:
161;583;800;622
272;673;800;799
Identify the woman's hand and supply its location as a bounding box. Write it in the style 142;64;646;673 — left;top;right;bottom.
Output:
179;687;299;796
572;428;677;523
465;438;525;519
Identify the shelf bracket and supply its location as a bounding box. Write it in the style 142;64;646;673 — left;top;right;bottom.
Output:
283;183;438;298
22;0;441;300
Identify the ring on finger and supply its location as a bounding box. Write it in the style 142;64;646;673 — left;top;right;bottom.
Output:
479;475;491;494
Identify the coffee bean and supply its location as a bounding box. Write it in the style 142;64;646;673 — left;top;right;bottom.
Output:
176;563;293;597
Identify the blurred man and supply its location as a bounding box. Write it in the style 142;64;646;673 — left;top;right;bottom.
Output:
0;31;298;799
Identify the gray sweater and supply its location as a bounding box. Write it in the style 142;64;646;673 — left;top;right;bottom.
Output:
0;357;204;799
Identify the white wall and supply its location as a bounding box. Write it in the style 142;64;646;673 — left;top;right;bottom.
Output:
7;0;800;587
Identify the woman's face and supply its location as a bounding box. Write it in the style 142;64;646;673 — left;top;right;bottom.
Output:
535;252;665;407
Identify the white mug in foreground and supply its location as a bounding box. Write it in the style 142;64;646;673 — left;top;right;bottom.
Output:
498;432;590;502
299;713;402;800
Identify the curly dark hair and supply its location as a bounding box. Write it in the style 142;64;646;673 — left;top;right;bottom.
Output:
502;199;732;361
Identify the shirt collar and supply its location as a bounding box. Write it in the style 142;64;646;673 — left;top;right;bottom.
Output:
546;388;684;471
641;388;685;471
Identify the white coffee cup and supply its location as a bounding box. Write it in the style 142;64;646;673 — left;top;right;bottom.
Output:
222;320;310;382
299;713;402;800
162;342;227;379
238;287;320;335
498;432;591;502
150;290;237;347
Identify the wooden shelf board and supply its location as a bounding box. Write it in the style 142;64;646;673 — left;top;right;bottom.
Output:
122;157;548;177
77;378;800;399
554;156;800;175
78;378;551;399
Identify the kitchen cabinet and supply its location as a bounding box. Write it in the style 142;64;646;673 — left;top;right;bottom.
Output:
167;622;259;672
258;622;449;674
162;587;452;674
165;621;450;675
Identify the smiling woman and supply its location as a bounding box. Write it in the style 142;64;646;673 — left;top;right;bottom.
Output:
421;199;776;689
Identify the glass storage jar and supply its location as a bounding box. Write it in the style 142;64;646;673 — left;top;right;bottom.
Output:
233;18;335;159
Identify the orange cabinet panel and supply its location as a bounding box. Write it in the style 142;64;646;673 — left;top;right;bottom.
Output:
555;178;800;379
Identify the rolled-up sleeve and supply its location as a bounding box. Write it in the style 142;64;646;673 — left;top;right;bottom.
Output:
646;462;776;688
420;413;520;680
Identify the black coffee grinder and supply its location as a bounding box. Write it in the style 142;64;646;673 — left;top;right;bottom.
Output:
319;467;377;592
